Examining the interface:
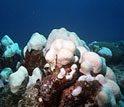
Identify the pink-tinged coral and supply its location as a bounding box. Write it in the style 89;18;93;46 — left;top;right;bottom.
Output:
45;28;84;53
105;66;117;82
45;39;76;68
77;46;88;63
5;28;123;107
81;52;103;74
80;61;93;75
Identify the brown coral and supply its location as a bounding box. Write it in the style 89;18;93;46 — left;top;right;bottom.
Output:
21;50;46;75
39;63;80;107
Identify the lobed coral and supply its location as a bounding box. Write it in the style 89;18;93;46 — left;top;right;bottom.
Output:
6;28;124;107
89;41;124;64
0;35;22;72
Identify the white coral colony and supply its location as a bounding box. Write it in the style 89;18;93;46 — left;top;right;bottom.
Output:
80;52;103;74
1;35;21;57
9;66;28;93
45;39;76;68
45;28;85;53
23;32;47;57
5;28;123;107
44;28;123;106
27;32;47;52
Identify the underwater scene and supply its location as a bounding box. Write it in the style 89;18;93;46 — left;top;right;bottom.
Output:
0;0;124;107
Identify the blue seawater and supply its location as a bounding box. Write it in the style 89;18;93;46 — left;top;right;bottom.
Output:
0;0;124;47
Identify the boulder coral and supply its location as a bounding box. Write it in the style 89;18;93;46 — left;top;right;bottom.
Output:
9;66;28;93
6;28;123;107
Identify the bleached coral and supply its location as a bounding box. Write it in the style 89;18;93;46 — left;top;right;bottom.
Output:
1;35;14;47
80;61;93;75
9;66;28;93
27;32;47;52
105;66;117;82
78;48;120;106
96;84;116;107
77;46;88;63
44;28;123;106
57;68;66;79
72;86;82;96
23;32;47;57
80;52;103;74
5;28;122;107
44;28;87;53
98;47;112;58
1;35;21;57
45;39;76;68
0;67;13;83
27;67;42;88
2;43;21;57
96;77;121;107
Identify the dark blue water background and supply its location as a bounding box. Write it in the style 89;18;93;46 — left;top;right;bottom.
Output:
0;0;124;48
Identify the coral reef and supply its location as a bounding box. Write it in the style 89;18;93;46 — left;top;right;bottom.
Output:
21;32;46;75
0;35;22;71
110;64;124;95
89;41;124;64
0;28;124;107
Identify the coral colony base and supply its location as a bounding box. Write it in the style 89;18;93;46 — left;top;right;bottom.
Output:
0;28;124;107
